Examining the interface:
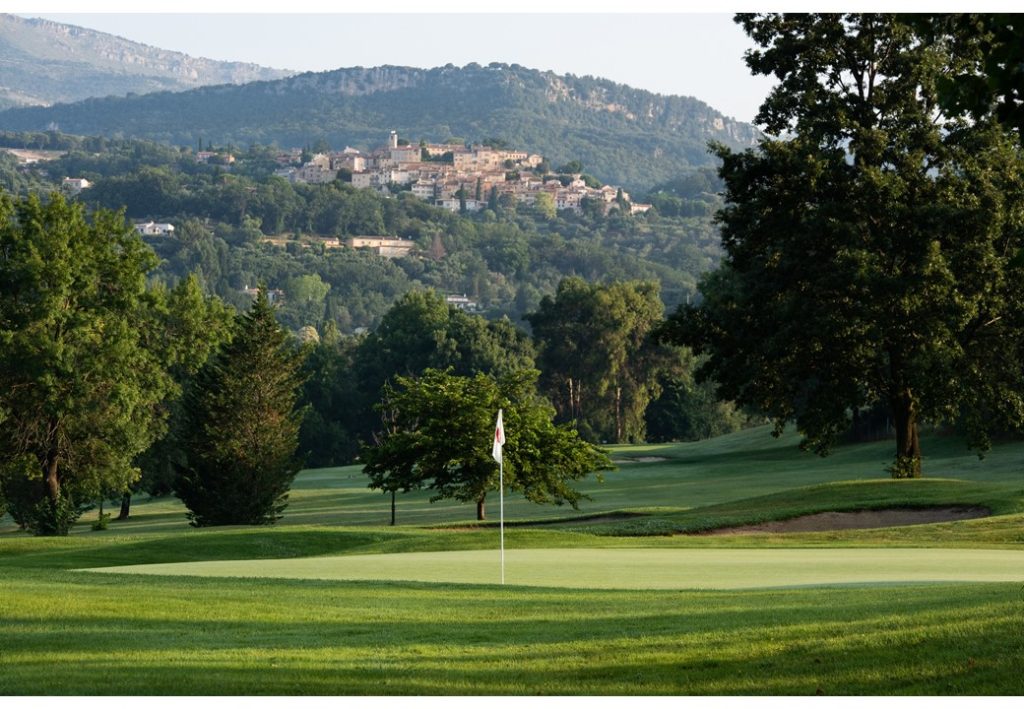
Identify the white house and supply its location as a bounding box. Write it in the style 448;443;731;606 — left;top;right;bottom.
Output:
61;177;91;196
135;221;175;237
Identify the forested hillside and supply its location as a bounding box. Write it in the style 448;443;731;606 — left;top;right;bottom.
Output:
0;63;759;190
1;132;723;332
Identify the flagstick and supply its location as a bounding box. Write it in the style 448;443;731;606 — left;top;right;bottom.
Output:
499;457;505;585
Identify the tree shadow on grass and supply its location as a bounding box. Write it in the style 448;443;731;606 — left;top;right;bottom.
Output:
1;575;1021;694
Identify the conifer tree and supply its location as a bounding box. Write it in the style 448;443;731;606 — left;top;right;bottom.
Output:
174;288;306;526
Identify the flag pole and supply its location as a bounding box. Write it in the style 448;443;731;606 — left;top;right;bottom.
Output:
492;408;506;586
499;457;505;585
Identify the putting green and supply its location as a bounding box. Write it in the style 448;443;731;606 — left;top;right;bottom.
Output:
82;547;1024;589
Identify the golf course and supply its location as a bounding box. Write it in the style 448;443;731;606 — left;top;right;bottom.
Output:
2;425;1023;695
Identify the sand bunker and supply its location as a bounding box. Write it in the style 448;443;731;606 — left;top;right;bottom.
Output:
698;506;991;535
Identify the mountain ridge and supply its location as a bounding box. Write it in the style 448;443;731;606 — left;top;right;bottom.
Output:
0;61;761;190
0;13;293;109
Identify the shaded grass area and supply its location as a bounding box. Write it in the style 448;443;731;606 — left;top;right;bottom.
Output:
2;481;1022;574
1;570;1022;694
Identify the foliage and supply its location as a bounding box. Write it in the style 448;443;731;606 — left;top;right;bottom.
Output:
362;368;613;520
4;130;725;332
644;349;751;443
298;336;362;468
662;13;1024;477
352;290;536;447
0;193;174;534
174;288;307;526
921;14;1024;139
527;278;672;443
131;275;236;508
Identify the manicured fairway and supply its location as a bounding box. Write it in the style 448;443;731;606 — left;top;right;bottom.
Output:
85;547;1024;589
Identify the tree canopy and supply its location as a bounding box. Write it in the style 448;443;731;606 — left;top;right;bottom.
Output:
0;194;174;533
174;288;307;526
361;368;613;521
527;278;670;443
661;13;1024;477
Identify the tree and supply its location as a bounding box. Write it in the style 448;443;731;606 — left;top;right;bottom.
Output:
533;192;556;220
361;369;612;522
298;336;361;468
527;278;669;443
920;15;1024;139
174;288;307;526
125;275;235;519
644;349;749;443
353;290;535;441
661;14;1024;477
557;160;584;175
283;273;331;329
0;194;174;534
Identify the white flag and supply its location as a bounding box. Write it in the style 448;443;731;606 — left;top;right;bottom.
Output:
492;409;505;463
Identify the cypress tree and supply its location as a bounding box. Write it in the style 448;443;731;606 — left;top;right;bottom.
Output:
175;288;306;526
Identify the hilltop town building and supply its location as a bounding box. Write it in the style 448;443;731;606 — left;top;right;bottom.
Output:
280;131;647;216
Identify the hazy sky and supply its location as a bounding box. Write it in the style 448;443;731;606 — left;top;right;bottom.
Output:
22;10;778;124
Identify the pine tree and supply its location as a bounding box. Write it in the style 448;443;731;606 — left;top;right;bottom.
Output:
174;288;306;526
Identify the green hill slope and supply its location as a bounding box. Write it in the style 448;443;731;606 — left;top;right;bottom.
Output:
0;62;761;190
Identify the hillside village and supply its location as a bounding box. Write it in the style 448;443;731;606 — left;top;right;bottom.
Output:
2;133;664;318
274;131;652;216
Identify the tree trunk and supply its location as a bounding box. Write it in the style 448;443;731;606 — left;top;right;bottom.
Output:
614;385;623;443
117;492;131;520
390;489;396;526
476;497;486;521
890;388;922;478
44;450;60;504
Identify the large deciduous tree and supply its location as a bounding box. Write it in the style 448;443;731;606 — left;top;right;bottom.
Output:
174;288;307;526
352;289;535;443
661;14;1024;477
921;14;1024;140
526;278;670;443
361;368;612;522
0;193;174;534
